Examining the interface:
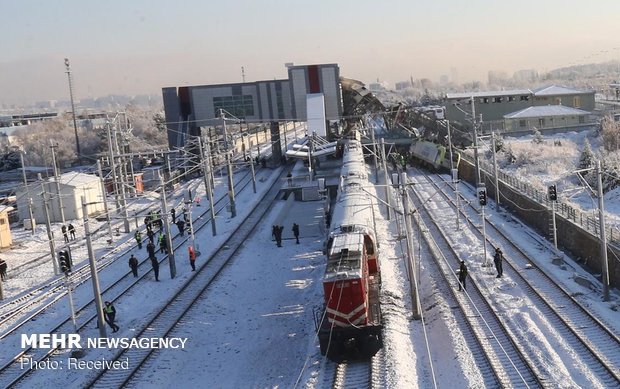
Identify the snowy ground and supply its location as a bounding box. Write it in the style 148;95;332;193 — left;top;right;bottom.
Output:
1;128;619;388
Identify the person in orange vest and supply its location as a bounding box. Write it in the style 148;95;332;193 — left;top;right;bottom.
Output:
188;246;197;271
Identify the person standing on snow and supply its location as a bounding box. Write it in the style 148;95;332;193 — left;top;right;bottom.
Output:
134;230;143;249
188;246;196;271
150;255;160;281
458;261;468;291
494;247;504;278
61;225;69;243
147;240;156;258
68;224;76;241
128;254;139;277
103;301;120;333
0;258;7;281
292;223;300;244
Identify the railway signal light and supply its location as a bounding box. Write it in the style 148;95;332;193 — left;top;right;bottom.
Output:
478;188;487;206
59;250;72;274
548;185;557;201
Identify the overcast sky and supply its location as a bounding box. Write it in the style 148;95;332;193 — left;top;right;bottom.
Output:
2;0;619;105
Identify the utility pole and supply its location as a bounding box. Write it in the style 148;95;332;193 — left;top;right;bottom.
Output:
20;150;36;235
112;120;130;233
39;173;59;274
283;121;288;152
106;118;121;213
249;150;257;193
97;160;114;243
220;110;236;218
470;97;482;185
477;185;489;267
447;121;460;230
596;161;610;301
400;172;420;319
160;175;176;278
82;196;107;337
185;190;196;251
64;271;78;333
492;132;500;211
370;120;380;184
380;138;391;220
256;125;261;161
64;58;81;159
198;136;217;236
50;141;66;225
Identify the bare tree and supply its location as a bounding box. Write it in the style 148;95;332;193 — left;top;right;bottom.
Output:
600;115;620;152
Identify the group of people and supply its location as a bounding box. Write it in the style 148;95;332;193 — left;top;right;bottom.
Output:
271;223;301;247
457;247;504;291
61;224;76;243
144;211;163;233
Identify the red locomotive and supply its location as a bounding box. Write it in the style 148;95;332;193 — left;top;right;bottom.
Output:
316;138;382;361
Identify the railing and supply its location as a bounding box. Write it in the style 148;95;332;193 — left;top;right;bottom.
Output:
461;152;620;246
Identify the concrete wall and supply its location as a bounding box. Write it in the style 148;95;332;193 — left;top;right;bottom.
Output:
459;158;620;287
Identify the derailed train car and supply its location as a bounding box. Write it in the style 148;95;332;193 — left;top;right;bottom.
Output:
409;140;461;171
316;137;382;361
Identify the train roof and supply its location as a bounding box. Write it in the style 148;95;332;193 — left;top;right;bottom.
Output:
325;233;364;280
329;192;376;238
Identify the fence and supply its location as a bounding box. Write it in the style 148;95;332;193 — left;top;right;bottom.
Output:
461;152;620;246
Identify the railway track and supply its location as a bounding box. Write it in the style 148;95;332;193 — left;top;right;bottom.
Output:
83;168;288;388
414;168;620;387
328;349;386;389
408;174;544;388
0;166;265;388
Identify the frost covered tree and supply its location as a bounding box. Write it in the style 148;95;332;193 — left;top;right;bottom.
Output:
494;133;505;152
125;105;168;151
578;138;595;172
532;127;544;144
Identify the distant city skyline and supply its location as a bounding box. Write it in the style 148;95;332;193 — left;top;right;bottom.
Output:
2;0;619;105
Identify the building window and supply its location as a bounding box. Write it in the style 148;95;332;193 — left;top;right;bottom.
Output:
520;95;530;101
508;96;516;102
493;97;503;103
555;97;562;105
483;98;490;104
213;95;255;117
579;116;585;124
538;118;545;127
519;120;527;127
573;96;581;108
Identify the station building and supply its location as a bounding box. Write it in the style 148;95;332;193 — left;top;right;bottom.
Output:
162;63;342;150
444;85;596;134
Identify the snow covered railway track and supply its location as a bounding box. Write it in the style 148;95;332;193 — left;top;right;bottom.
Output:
409;181;544;388
83;169;288;388
417;169;620;386
332;361;371;389
329;350;386;389
0;169;263;388
0;165;260;335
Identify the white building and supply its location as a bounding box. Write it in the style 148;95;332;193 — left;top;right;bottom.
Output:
15;172;105;224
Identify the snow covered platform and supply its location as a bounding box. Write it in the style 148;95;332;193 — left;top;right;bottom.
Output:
271;193;326;242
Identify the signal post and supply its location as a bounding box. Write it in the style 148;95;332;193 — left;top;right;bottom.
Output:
477;185;489;267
